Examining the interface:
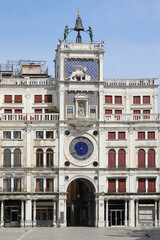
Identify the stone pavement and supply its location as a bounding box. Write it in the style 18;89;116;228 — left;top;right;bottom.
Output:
0;227;160;240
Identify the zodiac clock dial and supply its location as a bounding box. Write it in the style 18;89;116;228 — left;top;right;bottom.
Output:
69;137;94;160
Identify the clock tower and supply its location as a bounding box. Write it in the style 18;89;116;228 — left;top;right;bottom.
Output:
55;14;105;227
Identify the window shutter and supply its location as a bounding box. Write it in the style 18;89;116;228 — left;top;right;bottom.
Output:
143;96;150;104
35;109;42;113
108;132;116;140
15;109;22;113
138;132;145;139
108;179;116;192
148;149;155;168
148;132;155;139
45;94;52;103
118;179;126;192
118;149;126;168
108;150;116;168
138;149;145;168
115;96;122;104
15;95;22;103
115;110;122;114
105;109;112;115
138;179;145;192
35;95;42;103
4;95;12;103
133;96;140;104
148;179;155;192
143;110;150;119
105;95;112;104
118;132;125;139
4;109;12;113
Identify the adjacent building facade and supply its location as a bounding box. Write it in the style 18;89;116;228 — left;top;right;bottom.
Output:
0;29;160;228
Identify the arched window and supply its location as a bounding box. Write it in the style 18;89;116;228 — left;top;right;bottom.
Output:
118;149;126;168
148;149;155;168
36;149;43;167
138;149;145;168
14;149;21;167
108;149;116;168
4;149;11;167
46;149;53;167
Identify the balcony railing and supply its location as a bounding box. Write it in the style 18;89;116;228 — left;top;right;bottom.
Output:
35;188;54;193
0;113;59;121
104;114;160;122
104;78;157;86
3;188;22;193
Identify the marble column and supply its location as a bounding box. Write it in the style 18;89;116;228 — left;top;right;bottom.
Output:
129;199;135;227
105;200;108;227
25;199;32;227
53;201;57;227
125;200;128;226
1;201;4;227
135;200;138;227
98;196;105;227
155;200;158;227
33;200;36;227
21;201;24;227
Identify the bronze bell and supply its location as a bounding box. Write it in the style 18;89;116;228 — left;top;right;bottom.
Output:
74;16;84;31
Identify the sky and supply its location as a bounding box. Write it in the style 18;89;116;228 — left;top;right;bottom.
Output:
0;0;160;111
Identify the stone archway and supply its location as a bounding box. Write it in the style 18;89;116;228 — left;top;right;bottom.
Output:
66;178;95;227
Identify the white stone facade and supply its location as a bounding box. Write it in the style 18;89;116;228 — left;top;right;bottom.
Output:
0;42;159;228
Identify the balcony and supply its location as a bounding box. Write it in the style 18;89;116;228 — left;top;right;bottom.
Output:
104;78;157;86
104;114;160;122
0;113;59;122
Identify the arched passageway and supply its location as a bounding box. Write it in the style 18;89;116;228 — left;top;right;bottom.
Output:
67;178;95;227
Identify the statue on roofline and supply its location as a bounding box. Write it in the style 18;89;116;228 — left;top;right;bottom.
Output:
63;25;73;42
86;26;94;43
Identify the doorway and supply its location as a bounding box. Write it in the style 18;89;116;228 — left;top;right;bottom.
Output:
109;209;124;226
67;178;95;226
4;201;21;227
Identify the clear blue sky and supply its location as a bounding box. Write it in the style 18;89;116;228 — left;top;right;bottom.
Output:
0;0;160;111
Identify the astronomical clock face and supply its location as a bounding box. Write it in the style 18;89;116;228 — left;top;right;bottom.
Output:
65;133;98;166
69;137;94;160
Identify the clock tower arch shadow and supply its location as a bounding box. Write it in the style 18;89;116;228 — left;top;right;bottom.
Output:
66;178;96;227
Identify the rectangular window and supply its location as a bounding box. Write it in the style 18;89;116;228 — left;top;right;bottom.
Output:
45;94;52;103
105;109;112;114
108;132;116;140
105;95;112;104
108;179;116;193
35;95;42;103
3;131;11;139
143;96;150;104
118;179;126;192
133;110;141;120
35;109;42;121
3;179;11;192
46;131;53;139
143;110;150;120
148;179;156;192
36;179;44;192
15;95;22;103
138;132;145;140
118;132;125;140
4;95;12;103
46;179;53;192
115;110;122;120
133;96;140;104
115;96;122;104
138;179;146;192
36;131;43;139
14;178;21;192
14;131;21;139
148;131;155;139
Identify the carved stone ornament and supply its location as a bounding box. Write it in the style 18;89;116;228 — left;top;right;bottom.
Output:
67;66;91;81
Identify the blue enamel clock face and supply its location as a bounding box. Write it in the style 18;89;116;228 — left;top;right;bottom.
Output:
69;137;94;160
